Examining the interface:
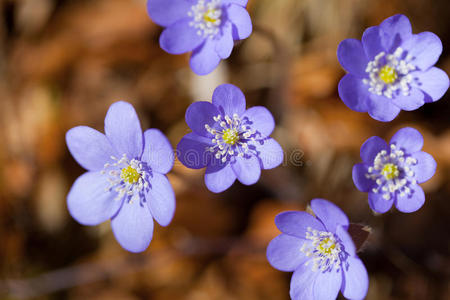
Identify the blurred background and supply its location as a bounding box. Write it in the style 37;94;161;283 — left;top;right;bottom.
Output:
0;0;449;299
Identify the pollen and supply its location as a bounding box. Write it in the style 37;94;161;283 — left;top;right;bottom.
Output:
381;163;399;180
379;65;398;84
203;8;219;23
222;128;239;145
317;237;336;255
120;165;141;184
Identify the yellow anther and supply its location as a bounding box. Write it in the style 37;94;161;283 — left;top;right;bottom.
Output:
379;65;398;84
120;165;141;184
203;9;218;23
381;163;399;180
317;237;336;255
222;129;239;145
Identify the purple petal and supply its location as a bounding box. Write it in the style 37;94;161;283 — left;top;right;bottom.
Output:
204;163;236;193
275;211;325;238
362;26;385;60
231;155;261;185
142;129;174;174
67;172;122;226
216;23;234;59
341;257;369;300
185;101;220;137
212;83;246;116
253;138;283;170
160;18;204;54
147;0;192;27
352;163;374;192
242;106;275;136
390;127;423;153
266;234;308;272
66;126;116;171
146;173;175;227
227;4;252;40
337;74;371;112
189;38;221;75
368;192;394;213
312;269;342;300
310;199;349;232
413;67;449;102
290;263;317;299
111;197;154;253
411;151;437;183
405;32;443;71
367;94;401;122
395;184;425;213
104;101;143;159
336;225;356;256
391;88;424;111
379;14;412;51
223;0;248;5
360;136;388;164
337;39;369;77
177;132;212;169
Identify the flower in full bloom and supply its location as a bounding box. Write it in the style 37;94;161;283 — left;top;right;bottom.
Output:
66;101;176;252
337;14;449;122
267;199;369;300
146;0;252;75
177;84;283;193
353;127;436;213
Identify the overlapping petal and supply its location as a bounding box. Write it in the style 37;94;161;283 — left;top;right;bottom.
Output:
227;4;252;40
310;198;349;232
177;132;213;169
160;18;205;54
266;234;308;272
312;269;342;300
360;136;388;164
413;67;449;102
368;192;394;213
341;257;369;300
189;39;221;75
338;74;371;113
367;94;401;122
395;184;425;213
204;163;236;193
352;163;374;192
337;39;369;77
185;101;220;137
275;211;325;238
253;138;283;170
390;127;423;153
411;151;437;183
146;173;176;227
242;106;275;136
379;14;412;51
147;0;192;27
212;83;246;116
232;155;261;185
391;88;425;111
142;129;174;174
405;32;443;71
290;264;317;300
215;23;234;59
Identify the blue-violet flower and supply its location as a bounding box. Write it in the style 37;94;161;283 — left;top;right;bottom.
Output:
267;199;369;300
147;0;252;75
66;101;176;252
177;84;283;193
337;14;449;122
353;127;436;213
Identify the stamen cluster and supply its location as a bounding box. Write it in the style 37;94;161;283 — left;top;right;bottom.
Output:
188;0;222;38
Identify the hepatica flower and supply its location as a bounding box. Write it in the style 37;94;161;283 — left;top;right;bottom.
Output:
337;14;449;122
267;199;369;300
147;0;252;75
66;101;175;253
177;84;283;193
353;127;436;213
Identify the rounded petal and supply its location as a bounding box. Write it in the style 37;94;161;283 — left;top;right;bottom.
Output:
253;138;283;170
177;132;212;169
104;101;143;159
242;106;275;137
212;83;246;116
231;155;261;185
395;184;425;213
362;26;385;60
290;263;317;300
411;151;436;183
379;14;412;51
189;38;221;75
336;225;356;256
413;67;449;102
405;32;443;71
367;94;401;122
337;74;371;112
266;234;308;272
227;4;252;40
142;129;174;174
216;23;234;59
341;257;369;300
205;163;236;193
368;192;394;214
146;173;175;227
67;172;122;226
275;211;325;238
111;197;154;253
66;126;115;171
310;199;349;232
160;18;205;54
147;0;192;27
313;269;342;300
185;101;220;137
391;88;424;111
360;136;388;164
352;163;374;192
337;39;369;77
390;127;423;153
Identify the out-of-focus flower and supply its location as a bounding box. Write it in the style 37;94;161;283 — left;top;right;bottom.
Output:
337;14;449;122
353;127;436;213
147;0;252;75
177;84;283;193
267;199;369;300
66;101;175;253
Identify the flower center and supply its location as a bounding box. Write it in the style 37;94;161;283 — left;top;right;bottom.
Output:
301;228;343;272
379;65;398;84
120;165;141;184
381;163;399;180
203;8;220;23
188;0;222;38
222;128;239;145
317;237;337;255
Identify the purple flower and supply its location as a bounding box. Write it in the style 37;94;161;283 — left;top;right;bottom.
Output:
177;84;283;193
66;101;176;253
337;14;449;122
353;127;436;213
267;199;369;300
147;0;252;75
